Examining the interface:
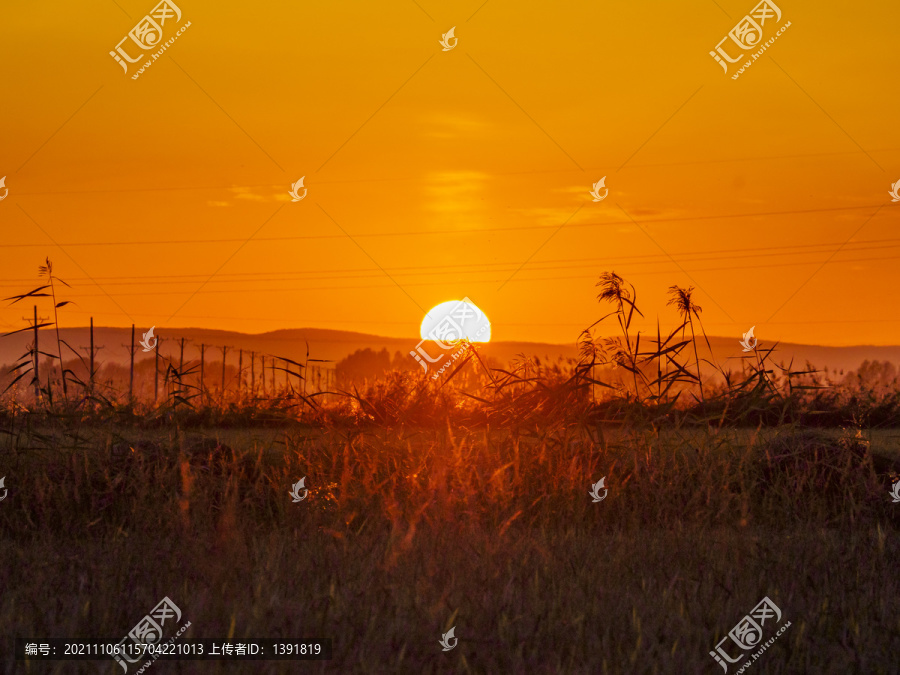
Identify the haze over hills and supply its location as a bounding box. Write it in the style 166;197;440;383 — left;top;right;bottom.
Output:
1;326;898;377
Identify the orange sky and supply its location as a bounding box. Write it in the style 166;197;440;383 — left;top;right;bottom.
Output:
1;0;898;347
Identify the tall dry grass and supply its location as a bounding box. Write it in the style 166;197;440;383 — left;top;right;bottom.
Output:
1;421;898;673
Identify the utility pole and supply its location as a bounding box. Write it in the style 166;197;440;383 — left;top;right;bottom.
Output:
237;349;243;402
163;352;170;401
129;324;135;401
260;355;266;396
154;335;161;401
199;344;206;404
179;337;185;373
80;324;104;397
122;325;137;403
89;317;94;391
33;306;40;401
221;345;228;402
302;348;308;398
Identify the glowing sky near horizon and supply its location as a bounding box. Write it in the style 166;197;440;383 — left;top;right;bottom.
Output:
0;0;898;346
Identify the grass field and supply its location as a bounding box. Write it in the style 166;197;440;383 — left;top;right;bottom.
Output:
2;421;899;674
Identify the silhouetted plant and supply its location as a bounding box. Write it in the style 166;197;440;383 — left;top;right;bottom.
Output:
594;272;643;400
2;257;87;405
667;285;707;403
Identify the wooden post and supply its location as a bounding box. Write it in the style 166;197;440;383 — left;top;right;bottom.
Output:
163;347;170;401
89;317;95;392
33;305;40;400
129;324;135;401
302;346;308;398
260;355;266;396
221;346;228;402
238;349;243;402
154;334;160;401
179;337;185;373
250;351;255;397
200;344;206;404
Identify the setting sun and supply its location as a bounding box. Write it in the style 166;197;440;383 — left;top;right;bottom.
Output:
420;299;491;343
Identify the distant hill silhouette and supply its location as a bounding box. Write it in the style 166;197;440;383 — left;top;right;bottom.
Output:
1;326;898;377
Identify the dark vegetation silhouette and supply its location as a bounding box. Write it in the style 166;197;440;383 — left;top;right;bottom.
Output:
2;263;899;672
3;264;900;429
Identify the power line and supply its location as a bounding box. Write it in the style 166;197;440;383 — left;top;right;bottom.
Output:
18;307;900;330
0;203;890;249
9;248;899;299
2;237;898;288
